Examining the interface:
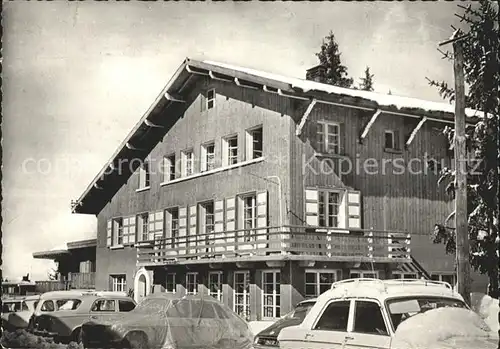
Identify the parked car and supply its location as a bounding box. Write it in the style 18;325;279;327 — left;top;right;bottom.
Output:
277;278;495;349
81;293;254;349
254;298;316;348
1;295;40;331
29;290;136;343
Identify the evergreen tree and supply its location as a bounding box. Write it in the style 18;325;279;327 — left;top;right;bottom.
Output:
359;66;375;91
428;1;499;300
315;31;354;88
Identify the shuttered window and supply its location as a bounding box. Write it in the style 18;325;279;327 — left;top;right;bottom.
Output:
305;189;362;229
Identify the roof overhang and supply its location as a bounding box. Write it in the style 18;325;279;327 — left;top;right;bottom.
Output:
72;58;482;215
32;249;70;260
32;238;97;260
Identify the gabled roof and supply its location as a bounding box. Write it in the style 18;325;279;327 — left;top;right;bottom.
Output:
33;238;97;259
72;58;481;215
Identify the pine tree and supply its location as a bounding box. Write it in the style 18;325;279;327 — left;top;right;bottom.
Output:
359;66;375;91
428;1;499;300
315;31;354;88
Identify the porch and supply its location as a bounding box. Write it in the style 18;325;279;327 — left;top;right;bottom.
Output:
137;225;411;267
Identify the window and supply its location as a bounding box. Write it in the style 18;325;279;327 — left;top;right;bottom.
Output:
136;213;149;242
111;275;126;292
353;301;388;336
182;150;194;176
165;273;176;293
163;155;176;182
113;218;124;245
392;272;418;279
384;130;396;150
138;161;150;189
118;300;136;312
350;270;379;279
91;299;116;312
243;194;257;242
246;126;263;160
166;208;179;247
318;190;342;228
201;142;216;172
305;270;340;298
313;300;350;331
207;89;216;109
431;273;456;288
208;272;223;301
222;135;238;166
56;299;82;311
317;121;340;154
40;300;55;312
262;271;280;318
233;271;250;320
203;202;215;234
186;272;198;295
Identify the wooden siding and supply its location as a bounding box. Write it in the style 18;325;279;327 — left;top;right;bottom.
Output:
95;77;293;290
289;103;455;273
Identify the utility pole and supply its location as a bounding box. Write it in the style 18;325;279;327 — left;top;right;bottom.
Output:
452;39;471;306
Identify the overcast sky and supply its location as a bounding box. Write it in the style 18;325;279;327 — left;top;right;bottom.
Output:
2;1;464;281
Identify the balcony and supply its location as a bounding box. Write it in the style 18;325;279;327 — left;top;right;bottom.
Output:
35;272;95;293
136;226;411;267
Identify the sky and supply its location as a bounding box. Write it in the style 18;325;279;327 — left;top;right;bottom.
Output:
2;1;466;281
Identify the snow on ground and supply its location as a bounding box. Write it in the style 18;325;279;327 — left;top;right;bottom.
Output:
471;292;500;333
392;307;498;349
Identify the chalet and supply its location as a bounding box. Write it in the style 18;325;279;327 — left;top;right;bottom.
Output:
71;58;481;320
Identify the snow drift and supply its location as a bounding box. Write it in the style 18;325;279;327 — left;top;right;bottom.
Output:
391;307;498;349
471;292;499;333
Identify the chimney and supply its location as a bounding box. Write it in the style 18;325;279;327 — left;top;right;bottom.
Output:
306;64;326;82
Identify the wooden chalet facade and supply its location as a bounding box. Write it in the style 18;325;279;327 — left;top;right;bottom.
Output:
72;58;478;320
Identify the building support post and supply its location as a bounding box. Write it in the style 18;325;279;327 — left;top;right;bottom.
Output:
453;40;471;306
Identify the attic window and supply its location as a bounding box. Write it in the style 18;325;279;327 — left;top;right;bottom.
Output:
384;130;400;151
138;161;150;189
207;89;216;109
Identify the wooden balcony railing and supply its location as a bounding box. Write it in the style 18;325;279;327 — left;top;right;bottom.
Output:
136;225;411;266
69;272;95;289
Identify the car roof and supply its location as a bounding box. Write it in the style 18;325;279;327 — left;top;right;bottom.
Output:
317;278;465;303
39;290;128;300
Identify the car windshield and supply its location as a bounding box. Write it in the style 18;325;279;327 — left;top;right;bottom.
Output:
386;296;467;330
283;302;315;322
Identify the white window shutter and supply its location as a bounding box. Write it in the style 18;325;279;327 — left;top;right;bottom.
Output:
106;220;112;247
123;217;130;245
347;190;362;229
178;207;187;254
225;197;236;251
188;205;197;254
305;189;319;226
147;212;155;241
245;131;252;161
200;146;207;172
338;193;347;229
214;199;225;253
256;191;268;249
112;220;119;246
129;216;136;244
221;139;228;167
165;210;172;239
154;210;164;238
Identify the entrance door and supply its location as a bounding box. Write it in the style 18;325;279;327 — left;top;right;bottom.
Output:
233;271;250;320
138;275;147;302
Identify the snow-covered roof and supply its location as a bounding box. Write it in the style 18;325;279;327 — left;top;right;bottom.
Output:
203;60;481;118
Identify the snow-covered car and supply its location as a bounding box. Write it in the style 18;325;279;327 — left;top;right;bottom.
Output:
30;290;136;343
81;293;254;349
254;298;316;348
277;278;490;349
1;295;39;331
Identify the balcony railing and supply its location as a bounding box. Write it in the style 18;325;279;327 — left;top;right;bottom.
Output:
35;272;95;294
136;225;411;266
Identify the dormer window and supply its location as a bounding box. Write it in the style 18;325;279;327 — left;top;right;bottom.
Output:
207;89;216;109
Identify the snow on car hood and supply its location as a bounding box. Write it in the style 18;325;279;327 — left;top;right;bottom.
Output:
391;307;498;349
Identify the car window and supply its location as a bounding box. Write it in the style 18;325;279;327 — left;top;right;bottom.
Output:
2;302;20;313
118;300;136;312
41;300;55;312
21;301;29;311
91;299;116;312
166;299;191;318
284;302;315;322
56;299;82;311
213;303;230;319
353;301;388;336
189;300;217;319
313;300;350;331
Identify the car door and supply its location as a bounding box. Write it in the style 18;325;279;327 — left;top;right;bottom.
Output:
303;299;352;349
344;300;392;349
89;298;118;323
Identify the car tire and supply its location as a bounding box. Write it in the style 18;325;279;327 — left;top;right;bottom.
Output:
125;331;148;349
72;327;83;344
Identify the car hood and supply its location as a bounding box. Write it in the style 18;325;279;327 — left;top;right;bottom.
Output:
256;318;303;338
